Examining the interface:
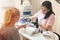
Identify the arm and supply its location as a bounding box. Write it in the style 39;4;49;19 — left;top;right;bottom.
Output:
30;16;36;20
17;24;27;30
39;24;52;31
39;14;55;31
30;11;39;20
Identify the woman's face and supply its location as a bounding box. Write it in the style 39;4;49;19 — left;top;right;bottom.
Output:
41;6;49;14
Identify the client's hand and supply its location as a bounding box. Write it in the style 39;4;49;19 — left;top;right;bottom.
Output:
21;24;27;28
17;23;27;30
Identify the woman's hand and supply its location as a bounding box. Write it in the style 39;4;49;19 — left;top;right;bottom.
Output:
17;23;27;30
21;24;27;28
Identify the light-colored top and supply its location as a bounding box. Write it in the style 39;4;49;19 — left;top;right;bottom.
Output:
33;10;55;30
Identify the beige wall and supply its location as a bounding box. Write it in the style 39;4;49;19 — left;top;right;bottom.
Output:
32;0;60;34
51;0;60;34
31;0;40;14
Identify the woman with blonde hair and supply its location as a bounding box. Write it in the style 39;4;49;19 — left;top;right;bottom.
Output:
0;8;26;40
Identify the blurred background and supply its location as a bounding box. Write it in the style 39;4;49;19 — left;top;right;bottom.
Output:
0;0;60;35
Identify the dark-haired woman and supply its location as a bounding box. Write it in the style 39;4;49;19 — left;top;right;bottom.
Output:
30;1;55;31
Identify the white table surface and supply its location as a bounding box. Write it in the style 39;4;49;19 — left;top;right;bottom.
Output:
18;28;42;40
16;22;58;40
18;28;59;40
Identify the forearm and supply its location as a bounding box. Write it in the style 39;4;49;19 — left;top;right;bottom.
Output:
39;24;48;31
39;24;52;31
17;26;23;30
17;25;26;30
30;16;36;20
39;25;48;30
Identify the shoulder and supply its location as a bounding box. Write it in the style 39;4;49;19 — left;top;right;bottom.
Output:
1;27;17;34
49;13;55;19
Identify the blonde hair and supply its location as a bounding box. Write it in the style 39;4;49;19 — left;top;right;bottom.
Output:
3;8;20;27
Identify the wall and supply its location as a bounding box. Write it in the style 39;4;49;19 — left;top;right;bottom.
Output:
51;0;60;34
